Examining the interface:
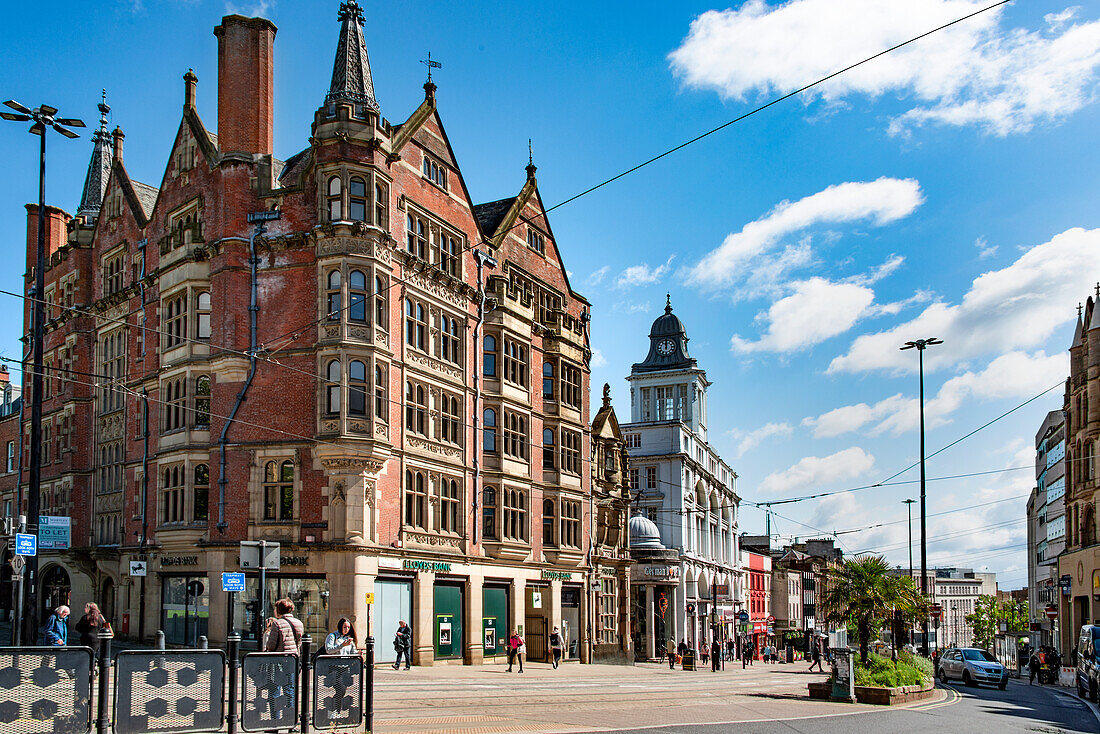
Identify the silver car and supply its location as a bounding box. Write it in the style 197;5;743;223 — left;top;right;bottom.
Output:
937;647;1008;689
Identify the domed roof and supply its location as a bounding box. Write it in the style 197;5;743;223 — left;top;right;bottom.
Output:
649;298;686;339
629;512;664;549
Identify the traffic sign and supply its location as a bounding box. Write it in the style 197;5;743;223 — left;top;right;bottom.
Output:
737;610;750;623
222;572;246;592
686;602;696;615
9;555;24;573
14;533;35;557
1045;605;1058;620
929;603;943;620
129;560;147;577
240;540;280;570
365;592;375;605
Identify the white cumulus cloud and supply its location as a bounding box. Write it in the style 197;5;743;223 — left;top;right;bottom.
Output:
669;0;1100;136
617;255;676;289
732;422;794;456
828;227;1100;375
757;446;875;495
731;277;876;353
686;178;923;290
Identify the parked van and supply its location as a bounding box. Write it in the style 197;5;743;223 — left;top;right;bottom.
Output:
1075;624;1100;701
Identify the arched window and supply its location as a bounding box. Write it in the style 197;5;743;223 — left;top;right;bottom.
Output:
326;360;341;414
543;428;556;470
374;364;387;420
348;176;367;221
1090;441;1097;481
405;299;426;350
543;498;556;546
348;270;367;323
405;382;427;435
196;291;211;339
483;335;497;377
543;361;554;399
194;463;209;521
483;408;497;452
327;271;342;321
194;375;211;427
327;176;342;221
348;360;367;416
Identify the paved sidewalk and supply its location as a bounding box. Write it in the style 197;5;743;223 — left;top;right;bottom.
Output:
370;660;944;734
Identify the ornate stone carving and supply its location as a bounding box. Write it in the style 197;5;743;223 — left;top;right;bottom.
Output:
404;270;467;308
320;419;339;433
375;423;389;439
374;330;389;347
98;413;124;441
406;435;461;459
320;456;386;473
332;481;346;501
348;420;370;433
404;531;462;550
348;325;370;341
406;350;462;380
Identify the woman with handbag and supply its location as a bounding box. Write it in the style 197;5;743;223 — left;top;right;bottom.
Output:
506;629;525;673
75;602;111;661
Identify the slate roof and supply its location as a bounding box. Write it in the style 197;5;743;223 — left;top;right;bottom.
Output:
77;99;113;218
326;1;379;110
473;197;515;236
278;148;311;185
131;181;159;219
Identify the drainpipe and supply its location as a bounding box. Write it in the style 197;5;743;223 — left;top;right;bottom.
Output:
217;211;280;532
581;308;594;664
470;249;496;545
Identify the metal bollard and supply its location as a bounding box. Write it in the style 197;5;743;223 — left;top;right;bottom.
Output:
155;629;165;650
299;634;312;734
95;628;112;734
227;633;240;734
365;635;374;734
198;635;208;650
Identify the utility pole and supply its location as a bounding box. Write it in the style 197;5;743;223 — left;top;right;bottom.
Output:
1;100;84;644
900;337;942;656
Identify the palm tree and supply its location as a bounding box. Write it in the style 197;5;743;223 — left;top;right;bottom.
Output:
818;554;925;664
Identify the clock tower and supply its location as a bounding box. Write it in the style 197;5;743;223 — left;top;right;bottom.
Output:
627;295;710;440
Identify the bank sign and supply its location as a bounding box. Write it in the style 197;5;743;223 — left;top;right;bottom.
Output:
39;516;71;550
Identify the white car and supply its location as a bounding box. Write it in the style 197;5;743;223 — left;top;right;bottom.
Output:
937;647;1008;689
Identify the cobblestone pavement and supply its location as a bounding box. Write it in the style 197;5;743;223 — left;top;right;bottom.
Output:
370;660;942;734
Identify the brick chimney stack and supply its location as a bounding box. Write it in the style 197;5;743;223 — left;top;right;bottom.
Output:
214;15;277;156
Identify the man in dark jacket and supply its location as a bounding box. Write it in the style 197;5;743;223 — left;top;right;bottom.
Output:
392;620;412;670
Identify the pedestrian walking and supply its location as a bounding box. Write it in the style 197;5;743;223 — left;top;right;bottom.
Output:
727;639;736;662
808;640;824;672
666;638;677;669
549;626;564;669
711;640;721;672
506;629;525;672
1028;649;1040;685
263;598;305;654
75;602;112;661
677;639;688;658
43;605;70;646
325;617;358;655
700;642;709;666
746;641;755;666
392;620;412;670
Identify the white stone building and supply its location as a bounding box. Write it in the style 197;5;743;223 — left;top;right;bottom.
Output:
622;298;740;652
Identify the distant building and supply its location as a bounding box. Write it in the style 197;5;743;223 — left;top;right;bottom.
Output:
0;365;21;620
894;566;997;649
1028;409;1066;647
621;298;740;652
741;548;772;657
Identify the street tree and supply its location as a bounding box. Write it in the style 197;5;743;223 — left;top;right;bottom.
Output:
965;596;1028;650
819;554;925;664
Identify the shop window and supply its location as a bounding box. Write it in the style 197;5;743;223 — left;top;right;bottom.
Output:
543;429;556;470
440;477;460;533
543;499;556;546
194;463;209;521
263;460;294;521
349;177;367;221
483;486;497;540
483;408;497;453
599;576;617;644
483;335;497;377
349;270;367;323
404;469;427;530
503;489;527;542
326;271;342;321
562;499;581;548
196;291;211;339
194;375;211;428
405;381;427;436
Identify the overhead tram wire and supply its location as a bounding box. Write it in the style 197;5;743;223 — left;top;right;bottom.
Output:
254;0;1015;350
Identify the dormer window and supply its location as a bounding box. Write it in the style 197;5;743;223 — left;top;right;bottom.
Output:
423;155;447;189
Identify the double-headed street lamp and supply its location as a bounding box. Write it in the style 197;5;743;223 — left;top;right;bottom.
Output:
900;337;942;656
1;100;84;644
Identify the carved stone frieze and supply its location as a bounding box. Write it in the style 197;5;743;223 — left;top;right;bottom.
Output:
405;435;461;460
348;325;371;341
348;420;370;433
403;270;467;308
98;413;124;441
375;423;389;439
374;330;389;348
321;456;386;473
404;531;462;550
406;350;462;380
320;419;339;433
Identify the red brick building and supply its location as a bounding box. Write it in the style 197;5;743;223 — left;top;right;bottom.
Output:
18;2;606;662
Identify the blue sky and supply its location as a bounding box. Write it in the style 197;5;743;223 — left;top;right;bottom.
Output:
2;0;1099;591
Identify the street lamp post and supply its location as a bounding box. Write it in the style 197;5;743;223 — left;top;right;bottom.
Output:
900;337;943;656
1;100;83;644
903;498;915;646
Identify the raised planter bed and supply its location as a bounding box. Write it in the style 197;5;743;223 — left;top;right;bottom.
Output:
807;680;934;705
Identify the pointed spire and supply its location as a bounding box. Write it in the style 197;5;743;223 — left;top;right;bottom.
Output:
326;1;379;111
526;138;537;181
1074;305;1084;344
665;293;672;314
77;90;113;219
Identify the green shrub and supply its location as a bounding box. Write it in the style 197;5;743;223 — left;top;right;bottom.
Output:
853;652;930;688
897;650;934;679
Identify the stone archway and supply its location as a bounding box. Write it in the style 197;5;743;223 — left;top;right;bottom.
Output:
40;564;71;619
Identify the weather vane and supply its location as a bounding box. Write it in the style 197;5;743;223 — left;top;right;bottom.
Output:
528;138;533;166
420;52;442;83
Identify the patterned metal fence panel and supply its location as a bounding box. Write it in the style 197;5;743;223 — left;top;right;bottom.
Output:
112;650;225;734
0;646;93;734
241;652;297;732
311;655;363;730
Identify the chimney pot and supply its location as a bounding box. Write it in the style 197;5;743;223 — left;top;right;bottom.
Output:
214;15;277;156
184;69;198;110
112;126;125;165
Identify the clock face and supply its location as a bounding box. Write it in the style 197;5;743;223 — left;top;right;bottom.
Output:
657;339;675;356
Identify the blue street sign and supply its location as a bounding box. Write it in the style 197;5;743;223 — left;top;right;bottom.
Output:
737;610;750;623
15;533;36;557
222;572;246;592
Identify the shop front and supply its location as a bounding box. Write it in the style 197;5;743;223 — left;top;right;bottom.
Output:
162;575;210;647
375;577;414;664
628;534;680;661
562;584;583;660
524;583;550;662
482;584;509;660
434;580;465;660
230;574;329;646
